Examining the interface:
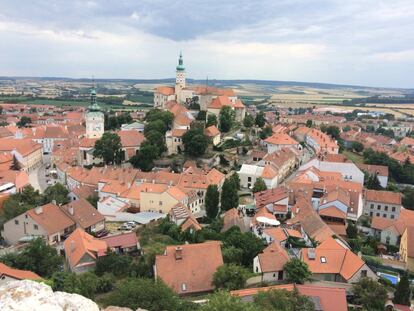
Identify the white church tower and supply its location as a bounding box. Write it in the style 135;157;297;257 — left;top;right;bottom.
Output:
175;52;186;103
85;87;104;139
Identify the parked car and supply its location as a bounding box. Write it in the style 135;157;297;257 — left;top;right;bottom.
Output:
95;229;109;238
118;224;133;231
125;221;137;228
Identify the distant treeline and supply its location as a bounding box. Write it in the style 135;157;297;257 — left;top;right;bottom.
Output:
344;95;414;105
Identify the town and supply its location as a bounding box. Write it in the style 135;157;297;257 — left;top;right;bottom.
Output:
0;53;414;311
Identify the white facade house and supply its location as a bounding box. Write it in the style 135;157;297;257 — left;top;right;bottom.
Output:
299;158;364;185
239;164;278;189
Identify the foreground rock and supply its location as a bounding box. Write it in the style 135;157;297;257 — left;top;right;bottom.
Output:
0;280;99;311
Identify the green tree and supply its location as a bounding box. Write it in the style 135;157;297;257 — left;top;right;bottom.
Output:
255;111;266;128
86;194;99;208
43;183;69;205
1;185;43;223
326;125;340;139
144;119;167;135
259;125;273;139
346;221;358;239
222;246;244;265
352;141;364;153
129;141;158;172
365;174;383;190
205;185;220;219
243;114;254;128
207;114;218;127
145;130;166;154
252;178;267;193
95;252;133;277
0;238;62;278
393;271;411;306
213;264;250;290
403;187;414;210
103;278;182;311
145;109;174;129
254;289;315;311
182;128;208;157
17;116;31;128
352;278;387;311
219;106;235;133
201;291;259;311
306;120;312;128
221;178;239;211
223;227;265;267
283;258;312;284
93;132;123;164
229;172;241;190
78;272;99;299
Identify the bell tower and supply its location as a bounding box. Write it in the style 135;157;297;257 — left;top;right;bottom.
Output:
175;52;186;103
85;84;104;139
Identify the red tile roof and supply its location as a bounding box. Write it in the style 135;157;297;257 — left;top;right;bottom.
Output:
27;203;75;235
155;241;223;294
0;262;41;281
365;189;402;205
264;133;299;146
257;242;289;272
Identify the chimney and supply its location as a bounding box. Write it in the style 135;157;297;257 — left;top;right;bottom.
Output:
34;206;43;215
52;200;57;205
69;206;74;215
175;246;183;260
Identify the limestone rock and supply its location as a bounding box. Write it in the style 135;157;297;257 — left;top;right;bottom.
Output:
0;280;99;311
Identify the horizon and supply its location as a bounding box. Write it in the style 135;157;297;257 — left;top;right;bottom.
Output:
0;1;414;88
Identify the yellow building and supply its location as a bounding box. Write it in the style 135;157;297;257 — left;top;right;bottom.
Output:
400;226;414;271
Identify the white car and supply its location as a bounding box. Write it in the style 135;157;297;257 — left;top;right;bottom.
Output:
119;224;133;231
125;221;137;227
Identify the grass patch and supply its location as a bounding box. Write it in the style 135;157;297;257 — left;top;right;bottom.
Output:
342;150;364;164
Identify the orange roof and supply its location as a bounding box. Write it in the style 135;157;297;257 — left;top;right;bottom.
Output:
257;242;290;272
365;189;401;205
64;228;107;269
401;137;414;146
261;164;278;179
0;262;41;281
118;130;145;147
180;216;202;232
167;186;187;201
231;284;348;311
264;133;299;146
27;203;75;235
204;125;220;137
208;95;233;109
0;138;42;157
61;199;105;230
156;86;175;96
319;206;347;219
233;99;245;109
206;168;225;185
302;237;365;280
79;137;98;148
358;164;389;177
155;241;223;294
171;128;187;137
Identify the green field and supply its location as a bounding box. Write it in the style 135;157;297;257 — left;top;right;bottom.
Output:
342;150;364;164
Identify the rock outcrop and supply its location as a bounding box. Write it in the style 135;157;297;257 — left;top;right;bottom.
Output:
0;280;100;311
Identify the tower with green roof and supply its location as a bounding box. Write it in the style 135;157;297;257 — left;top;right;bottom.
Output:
85;86;104;139
175;52;186;103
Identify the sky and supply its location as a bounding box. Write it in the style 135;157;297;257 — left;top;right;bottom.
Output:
0;0;414;88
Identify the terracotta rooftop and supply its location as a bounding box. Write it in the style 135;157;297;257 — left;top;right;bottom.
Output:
155;241;223;294
264;133;299;146
27;203;75;235
204;125;220;137
0;262;41;281
365;189;402;205
257;242;290;272
358;164;389;177
61;198;105;230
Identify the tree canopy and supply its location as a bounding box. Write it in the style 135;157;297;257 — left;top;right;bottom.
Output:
219;106;235;133
243;114;254;128
352;278;387;311
93;132;123;164
43;182;69;205
213;263;250;290
17;116;31;128
254;289;315;311
252;178;267;193
393;271;411;306
207;114;218;127
0;238;62;278
255;111;266;128
205;184;220;219
129;141;158;172
283;258;312;284
182;128;208;157
221;177;239;211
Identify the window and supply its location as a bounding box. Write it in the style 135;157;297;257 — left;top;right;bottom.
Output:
376;213;380;217
370;212;373;216
14;220;19;225
320;256;326;263
383;214;387;218
159;201;163;206
248;177;252;182
391;215;395;219
34;224;38;230
384;206;388;211
361;270;367;278
392;207;396;212
370;204;374;209
377;205;381;210
181;283;187;291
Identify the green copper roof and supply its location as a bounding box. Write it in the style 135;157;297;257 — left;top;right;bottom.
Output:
176;52;185;71
88;88;101;111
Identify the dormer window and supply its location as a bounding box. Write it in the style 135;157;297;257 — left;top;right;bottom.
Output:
181;283;187;291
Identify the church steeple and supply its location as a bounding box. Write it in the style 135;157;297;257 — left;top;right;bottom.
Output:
88;81;101;112
176;52;185;71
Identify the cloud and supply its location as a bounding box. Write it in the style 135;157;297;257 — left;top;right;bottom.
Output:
0;0;413;87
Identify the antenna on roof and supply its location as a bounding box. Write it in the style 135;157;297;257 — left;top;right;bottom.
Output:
205;75;209;94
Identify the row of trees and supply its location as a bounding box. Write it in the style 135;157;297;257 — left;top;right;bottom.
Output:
0;184;70;226
130;109;173;171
